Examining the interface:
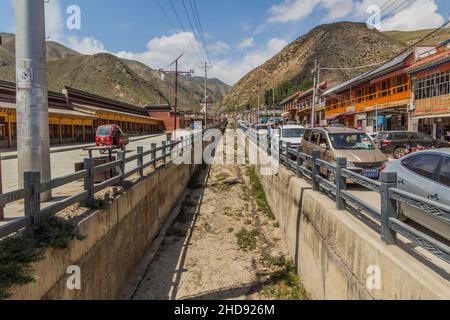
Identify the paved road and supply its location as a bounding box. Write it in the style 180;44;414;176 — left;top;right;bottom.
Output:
0;134;167;221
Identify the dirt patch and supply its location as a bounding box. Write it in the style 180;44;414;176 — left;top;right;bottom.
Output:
131;132;307;300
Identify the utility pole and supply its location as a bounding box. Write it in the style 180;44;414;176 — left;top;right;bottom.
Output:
257;95;260;124
159;54;194;138
16;0;52;200
311;59;319;128
200;62;210;128
272;87;276;120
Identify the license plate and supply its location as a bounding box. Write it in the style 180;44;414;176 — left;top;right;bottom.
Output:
363;170;380;178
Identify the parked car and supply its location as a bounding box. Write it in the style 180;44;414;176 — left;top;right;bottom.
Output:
95;125;129;151
274;125;306;149
253;124;270;133
374;131;450;159
383;149;450;240
302;127;388;182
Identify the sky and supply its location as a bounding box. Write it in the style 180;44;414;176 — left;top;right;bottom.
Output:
1;0;450;85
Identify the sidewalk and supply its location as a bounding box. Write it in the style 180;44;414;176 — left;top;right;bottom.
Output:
0;133;165;160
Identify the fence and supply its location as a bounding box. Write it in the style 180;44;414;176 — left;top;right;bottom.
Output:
241;125;450;264
0;122;227;240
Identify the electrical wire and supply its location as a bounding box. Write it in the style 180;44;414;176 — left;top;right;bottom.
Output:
156;0;204;66
167;0;207;65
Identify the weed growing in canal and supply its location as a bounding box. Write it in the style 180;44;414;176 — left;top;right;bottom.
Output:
245;166;275;220
0;215;83;299
236;228;259;251
89;193;111;210
263;257;309;300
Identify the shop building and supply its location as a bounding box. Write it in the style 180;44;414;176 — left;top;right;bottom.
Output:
0;80;164;148
408;40;450;141
280;82;327;126
322;51;414;132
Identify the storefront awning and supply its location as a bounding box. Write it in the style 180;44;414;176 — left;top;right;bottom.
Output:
414;114;450;120
325;112;346;120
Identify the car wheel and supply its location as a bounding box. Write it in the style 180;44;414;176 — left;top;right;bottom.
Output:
393;147;405;159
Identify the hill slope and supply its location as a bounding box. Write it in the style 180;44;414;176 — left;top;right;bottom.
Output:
0;53;166;106
0;32;230;110
384;28;450;46
0;33;80;61
223;22;408;110
123;59;231;109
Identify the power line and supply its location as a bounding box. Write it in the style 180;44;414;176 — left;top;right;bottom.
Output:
167;0;207;65
181;0;209;64
380;0;418;26
156;0;204;66
320;61;387;71
191;0;212;64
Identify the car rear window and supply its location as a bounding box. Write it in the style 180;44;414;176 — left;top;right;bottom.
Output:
393;132;407;140
409;154;442;180
375;133;388;140
439;157;450;187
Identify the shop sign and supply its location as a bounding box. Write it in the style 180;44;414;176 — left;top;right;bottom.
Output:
356;113;367;120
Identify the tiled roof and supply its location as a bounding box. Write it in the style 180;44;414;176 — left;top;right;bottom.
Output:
322;51;413;96
407;50;450;74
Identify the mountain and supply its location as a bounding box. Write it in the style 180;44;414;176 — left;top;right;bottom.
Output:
384;28;450;46
0;53;166;106
0;33;230;110
223;22;408;110
0;32;80;62
123;59;231;109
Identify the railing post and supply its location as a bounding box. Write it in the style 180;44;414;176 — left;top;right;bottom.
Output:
151;143;157;168
296;145;303;178
83;158;95;208
180;137;184;157
117;150;126;186
256;133;260;149
380;172;398;245
335;157;347;210
24;171;41;225
286;142;291;168
267;132;271;155
162;141;167;166
311;150;320;192
137;146;144;177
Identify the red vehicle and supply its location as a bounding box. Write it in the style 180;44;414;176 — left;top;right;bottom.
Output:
95;125;129;151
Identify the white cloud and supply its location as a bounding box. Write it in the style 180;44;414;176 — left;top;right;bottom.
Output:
321;0;354;22
268;0;321;23
370;0;445;31
212;37;288;85
210;41;230;55
116;32;287;85
67;36;107;55
237;37;255;50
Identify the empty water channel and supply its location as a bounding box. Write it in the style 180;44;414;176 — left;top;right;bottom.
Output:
123;128;308;300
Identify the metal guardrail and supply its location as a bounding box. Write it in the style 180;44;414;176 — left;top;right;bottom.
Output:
240;125;450;264
0;122;228;240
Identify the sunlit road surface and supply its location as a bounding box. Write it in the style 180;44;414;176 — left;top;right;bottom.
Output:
0;134;166;221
